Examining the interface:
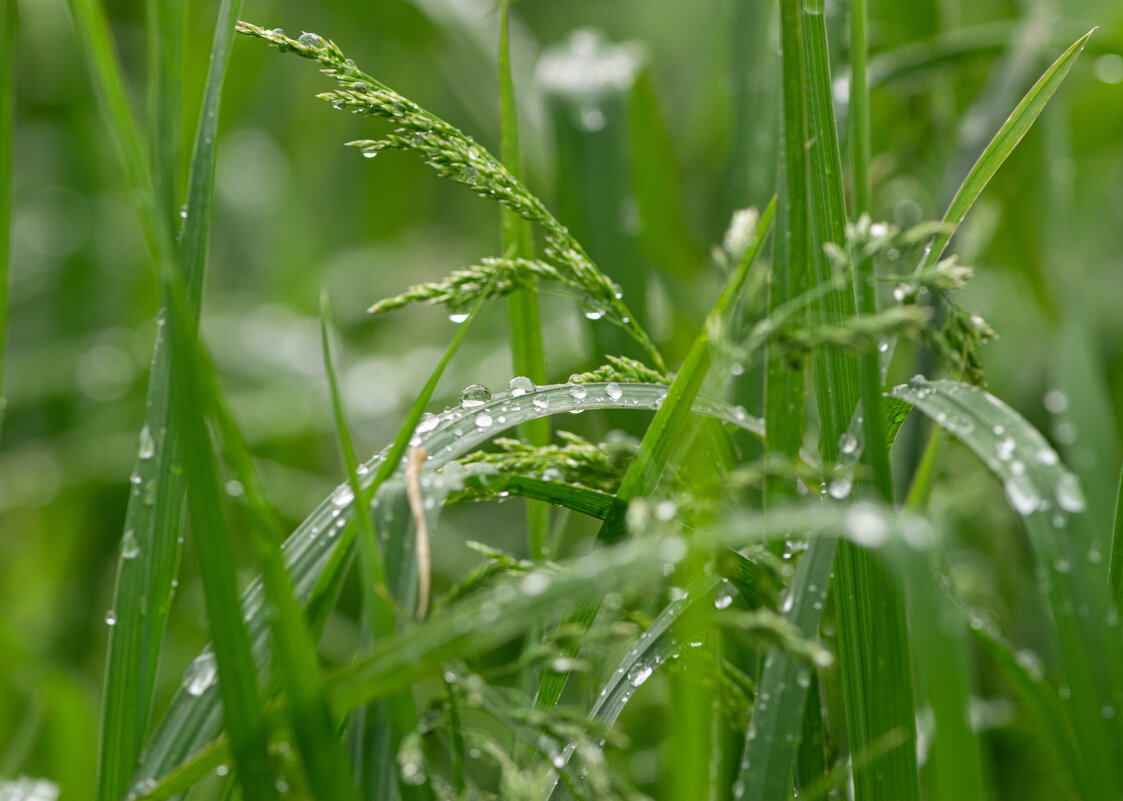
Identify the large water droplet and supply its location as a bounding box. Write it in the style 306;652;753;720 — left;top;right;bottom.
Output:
416;412;439;433
714;592;733;610
508;376;536;396
568;384;588;401
474;412;493;429
627;663;653;687
460;384;491;407
838;432;858;455
183;652;218;696
298;32;327;48
120;529;140;559
332;485;355;507
605;382;622;400
1004;474;1041;516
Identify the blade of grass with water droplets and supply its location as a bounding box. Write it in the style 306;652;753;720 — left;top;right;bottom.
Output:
535;199;776;711
146;0;183;227
890;376;1123;798
801;1;919;796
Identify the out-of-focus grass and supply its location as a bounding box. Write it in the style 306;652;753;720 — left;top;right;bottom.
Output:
1;1;1122;799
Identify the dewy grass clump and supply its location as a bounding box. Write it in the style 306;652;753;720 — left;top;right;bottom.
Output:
12;3;1119;801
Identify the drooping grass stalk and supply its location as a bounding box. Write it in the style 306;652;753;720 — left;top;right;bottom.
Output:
800;2;919;797
67;0;240;797
0;0;14;447
536;200;775;711
498;1;549;561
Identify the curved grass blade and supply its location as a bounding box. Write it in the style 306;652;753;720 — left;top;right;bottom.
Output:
890;376;1123;799
134;382;766;784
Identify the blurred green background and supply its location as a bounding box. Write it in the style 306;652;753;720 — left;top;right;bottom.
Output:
2;0;1122;796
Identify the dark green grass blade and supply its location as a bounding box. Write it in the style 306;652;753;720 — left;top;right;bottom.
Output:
498;1;549;560
799;2;918;797
918;28;1094;274
890;376;1123;799
535;199;776;711
0;0;13;446
67;0;241;797
1112;467;1123;610
165;290;277;800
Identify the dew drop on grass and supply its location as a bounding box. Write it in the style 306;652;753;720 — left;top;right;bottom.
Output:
474;412;492;429
1044;390;1067;414
460;384;491;407
569;384;588;401
183;652;218;696
522;571;550;596
105;609;117;626
416;412;439;433
627;663;653;687
216;764;229;777
605;382;623;400
1004;474;1041;516
845;503;889;547
120;529;140;560
508;376;536;396
533;395;550;411
137;425;155;459
996;436;1015;461
552;753;566;769
828;477;853;500
714;592;733;610
297;32;327;48
1055;471;1086;513
332;485;355;507
1035;447;1059;466
838;432;858;455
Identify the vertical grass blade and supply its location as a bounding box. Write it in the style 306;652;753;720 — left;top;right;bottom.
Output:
146;0;183;227
1112;466;1123;610
69;0;244;796
165;288;277;800
798;2;919;797
498;1;549;561
0;0;14;446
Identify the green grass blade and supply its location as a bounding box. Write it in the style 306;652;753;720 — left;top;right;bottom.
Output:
890;376;1123;798
145;0;183;227
0;0;13;447
918;28;1094;273
164;290;277;800
799;2;919;796
535;198;775;711
1112;467;1123;610
498;1;549;562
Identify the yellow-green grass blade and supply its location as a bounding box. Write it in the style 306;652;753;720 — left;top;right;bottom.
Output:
535;199;776;711
890;376;1123;798
918;28;1095;274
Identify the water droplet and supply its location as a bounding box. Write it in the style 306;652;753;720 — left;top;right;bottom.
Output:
605;382;623;400
120;529;140;559
507;376;536;396
298;32;327;48
542;467;563;482
838;432;858;455
474;412;493;429
361;147;379;159
627;663;653;687
178;204;188;220
714;592;733;610
333;485;355;507
460;384;492;407
216;764;229;777
581;295;606;320
845;503;889;547
105;609;118;626
878;341;889;353
522;571;550;596
532;395;549;411
569;384;588;401
1055;472;1086;513
996;437;1015;461
654;500;677;520
416;412;439;433
828;477;853;499
1004;474;1041;516
1035;447;1059;466
183;652;218;696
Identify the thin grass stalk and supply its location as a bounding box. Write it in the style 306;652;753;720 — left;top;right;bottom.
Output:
801;2;919;797
146;0;183;227
498;1;549;561
0;0;14;447
1113;467;1123;609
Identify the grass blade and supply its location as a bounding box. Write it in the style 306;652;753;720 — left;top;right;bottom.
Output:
0;0;13;446
498;1;549;560
918;28;1095;273
890;376;1123;799
165;289;277;799
145;0;183;227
